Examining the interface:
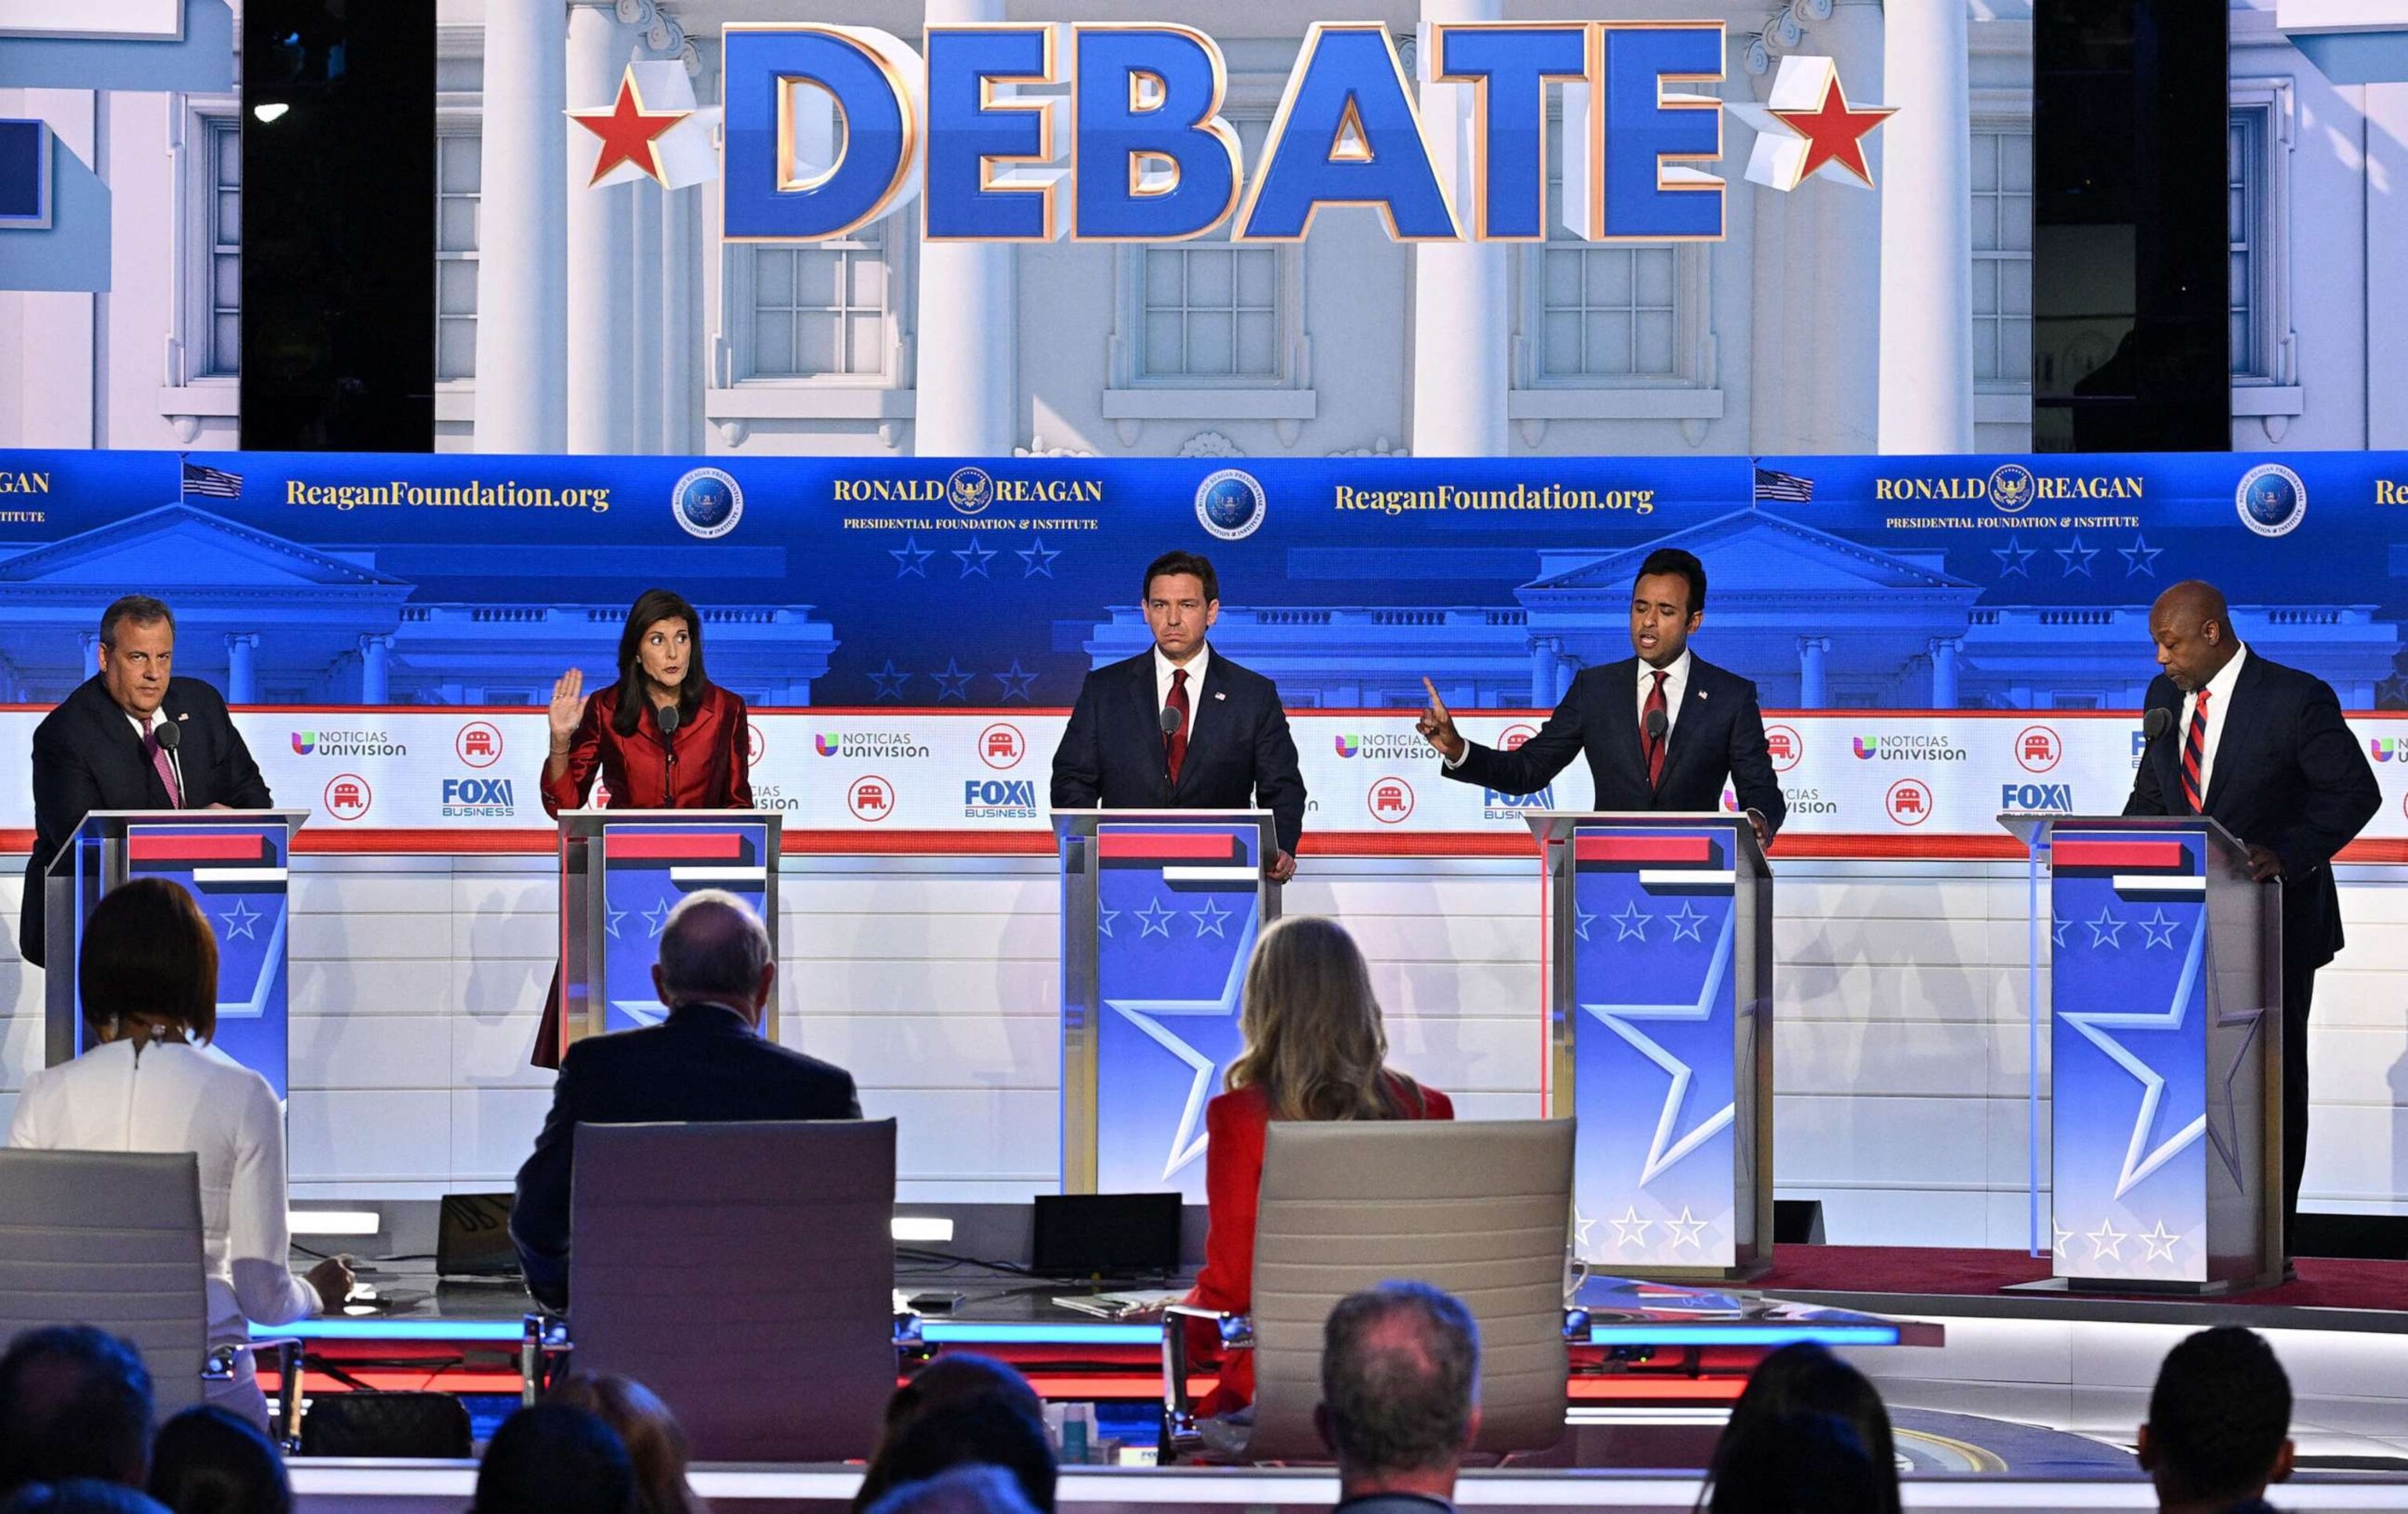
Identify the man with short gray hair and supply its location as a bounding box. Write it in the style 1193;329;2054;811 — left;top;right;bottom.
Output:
1315;1283;1482;1514
511;890;861;1309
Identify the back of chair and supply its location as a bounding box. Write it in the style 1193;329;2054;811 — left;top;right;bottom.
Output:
0;1150;209;1414
570;1120;897;1462
1245;1118;1574;1462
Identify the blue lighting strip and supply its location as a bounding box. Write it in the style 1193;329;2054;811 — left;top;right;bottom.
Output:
1590;1324;1899;1347
258;1318;1898;1350
256;1318;528;1342
918;1321;1166;1346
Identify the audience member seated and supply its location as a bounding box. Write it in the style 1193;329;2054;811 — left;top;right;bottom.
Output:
1315;1282;1481;1514
2138;1327;2294;1514
5;881;351;1425
510;889;862;1309
1187;916;1453;1417
1698;1342;1901;1514
0;1327;155;1495
546;1375;702;1514
0;1481;170;1514
852;1393;1055;1514
471;1404;634;1514
861;1465;1038;1514
146;1405;290;1514
863;1357;1045;1482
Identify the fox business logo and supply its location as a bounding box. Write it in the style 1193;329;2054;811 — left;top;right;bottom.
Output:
1851;733;1965;762
1873;465;2145;509
441;777;516;818
1333;732;1431;759
816;730;931;759
963;777;1041;819
830;472;1104;507
1483;785;1553;821
2000;782;2074;813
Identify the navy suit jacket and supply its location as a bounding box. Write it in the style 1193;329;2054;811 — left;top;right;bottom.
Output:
1050;648;1307;856
510;1002;861;1308
20;674;271;966
2123;651;2377;971
1441;654;1786;836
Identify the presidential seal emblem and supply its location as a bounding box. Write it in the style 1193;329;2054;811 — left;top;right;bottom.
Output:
2236;463;2307;538
671;467;743;539
1195;468;1267;541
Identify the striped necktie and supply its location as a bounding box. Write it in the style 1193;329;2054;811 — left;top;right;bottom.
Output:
2181;689;2210;813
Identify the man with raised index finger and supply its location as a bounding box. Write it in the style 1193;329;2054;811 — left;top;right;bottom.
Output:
1416;548;1783;848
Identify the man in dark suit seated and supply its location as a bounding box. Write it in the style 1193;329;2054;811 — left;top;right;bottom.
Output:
1417;548;1785;848
20;595;271;967
510;890;861;1309
2123;581;2378;1255
1050;550;1307;882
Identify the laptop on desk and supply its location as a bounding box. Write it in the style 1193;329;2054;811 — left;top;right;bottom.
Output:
437;1193;523;1284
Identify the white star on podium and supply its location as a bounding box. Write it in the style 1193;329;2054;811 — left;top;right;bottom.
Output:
2139;1220;2180;1262
1609;1207;1653;1248
217;899;261;941
1135;897;1176;938
1584;911;1738;1186
1664;1208;1709;1249
1106;915;1257;1183
2061;918;2210;1199
2087;1218;2127;1262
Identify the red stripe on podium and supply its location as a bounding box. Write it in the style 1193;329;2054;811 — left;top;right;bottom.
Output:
126;835;264;862
2052;839;2186;870
1573;835;1714;864
1095;832;1237;860
604;833;746;861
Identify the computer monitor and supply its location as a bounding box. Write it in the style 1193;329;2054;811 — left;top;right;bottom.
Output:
437;1193;520;1280
1031;1192;1182;1280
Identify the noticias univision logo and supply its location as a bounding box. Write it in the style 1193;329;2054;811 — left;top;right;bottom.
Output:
1334;733;1429;760
2372;739;2401;763
1851;734;1965;762
815;733;840;757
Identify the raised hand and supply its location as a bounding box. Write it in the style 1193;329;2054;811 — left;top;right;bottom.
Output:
1415;676;1466;762
548;668;587;748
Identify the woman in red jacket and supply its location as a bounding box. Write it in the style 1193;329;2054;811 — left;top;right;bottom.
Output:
1185;915;1453;1418
528;588;753;1068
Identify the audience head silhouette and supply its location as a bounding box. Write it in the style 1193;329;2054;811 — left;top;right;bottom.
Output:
2138;1327;2294;1512
145;1405;289;1514
852;1377;1054;1514
1703;1342;1899;1514
651;889;776;1025
0;1327;155;1494
1229;916;1421;1121
544;1375;698;1514
1315;1281;1482;1501
0;1481;169;1514
471;1404;634;1514
861;1465;1039;1514
79;878;218;1048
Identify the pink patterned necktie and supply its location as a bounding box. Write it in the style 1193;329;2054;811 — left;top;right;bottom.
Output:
141;714;183;806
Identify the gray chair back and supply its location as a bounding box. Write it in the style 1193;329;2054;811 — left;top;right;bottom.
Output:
1244;1118;1574;1462
570;1120;897;1462
0;1150;209;1415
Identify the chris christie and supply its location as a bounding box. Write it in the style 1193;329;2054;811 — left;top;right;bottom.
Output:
1050;550;1307;881
1417;548;1784;846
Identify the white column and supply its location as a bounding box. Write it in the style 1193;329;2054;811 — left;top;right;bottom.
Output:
1409;0;1509;457
359;634;392;704
662;56;708;456
1798;637;1830;709
16;90;96;447
912;0;1018;455
225;634;259;704
567;2;636;454
1928;636;1960;708
1877;0;1974;453
2367;85;2408;447
1805;2;1884;454
473;0;569;451
631;153;665;455
1529;636;1558;706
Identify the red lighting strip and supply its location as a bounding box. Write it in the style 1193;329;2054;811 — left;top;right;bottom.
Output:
1095;833;1238;860
2051;839;2188;871
1573;836;1715;864
126;834;264;861
603;832;747;861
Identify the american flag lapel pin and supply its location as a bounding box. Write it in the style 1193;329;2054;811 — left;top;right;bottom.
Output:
1213;691;1225;701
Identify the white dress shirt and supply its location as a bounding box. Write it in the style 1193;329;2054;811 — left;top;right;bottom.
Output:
9;1038;319;1353
1636;650;1693;740
1154;642;1210;749
2182;643;2248;803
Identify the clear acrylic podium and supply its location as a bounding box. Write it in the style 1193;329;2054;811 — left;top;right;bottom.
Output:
556;810;782;1059
1528;812;1773;1280
45;808;311;1098
1054;809;1279;1197
2000;814;2282;1294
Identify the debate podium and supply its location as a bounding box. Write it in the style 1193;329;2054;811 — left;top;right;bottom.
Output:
556;810;782;1058
1529;813;1772;1280
45;809;311;1099
2002;814;2282;1294
1055;810;1278;1197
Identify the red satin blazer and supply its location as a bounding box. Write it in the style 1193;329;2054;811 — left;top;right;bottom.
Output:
1185;1075;1455;1417
540;683;752;816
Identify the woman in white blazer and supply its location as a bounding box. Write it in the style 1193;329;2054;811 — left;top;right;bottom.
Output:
7;878;352;1425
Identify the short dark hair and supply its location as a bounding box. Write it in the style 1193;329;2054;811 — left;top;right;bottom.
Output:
1704;1342;1898;1514
1141;551;1218;606
2145;1327;2292;1503
1319;1281;1481;1476
79;878;218;1045
854;1396;1055;1514
472;1404;634;1514
0;1480;170;1514
146;1405;289;1514
96;598;174;650
0;1326;155;1493
1704;1411;1887;1514
1635;548;1706;615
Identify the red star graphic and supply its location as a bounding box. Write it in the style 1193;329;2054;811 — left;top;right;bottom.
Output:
570;71;688;187
1769;74;1895;187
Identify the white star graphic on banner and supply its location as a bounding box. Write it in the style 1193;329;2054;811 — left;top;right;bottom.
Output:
1664;1207;1709;1248
1666;902;1710;942
1611;902;1652;941
2139;1220;2180;1262
2087;1217;2127;1262
1190;896;1231;938
1105;915;1257;1183
2060;911;2210;1200
1583;910;1738;1186
1609;1207;1653;1248
217;899;261;941
1135;897;1176;937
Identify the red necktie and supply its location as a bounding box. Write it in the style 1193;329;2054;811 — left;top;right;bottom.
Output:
2181;688;2210;813
1643;669;1669;788
142;715;183;806
1164;668;1191;786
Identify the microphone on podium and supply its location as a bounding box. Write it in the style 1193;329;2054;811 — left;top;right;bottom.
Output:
1159;705;1182;737
1644;708;1669;746
152;718;187;809
2143;706;2174;743
656;703;681;739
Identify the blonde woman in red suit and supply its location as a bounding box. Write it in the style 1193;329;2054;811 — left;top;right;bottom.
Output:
528;588;753;1069
1185;915;1454;1418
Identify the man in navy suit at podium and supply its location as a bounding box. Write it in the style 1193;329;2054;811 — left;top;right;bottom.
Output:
19;595;271;967
1416;548;1785;847
1050;550;1307;882
2123;580;2378;1249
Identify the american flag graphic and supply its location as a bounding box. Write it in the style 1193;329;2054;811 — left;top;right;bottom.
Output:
1751;465;1814;502
180;460;244;498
